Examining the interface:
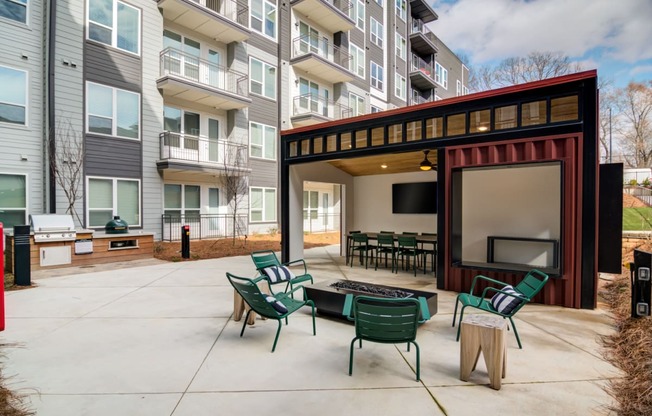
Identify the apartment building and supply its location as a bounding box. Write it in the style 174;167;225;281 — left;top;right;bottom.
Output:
0;0;468;240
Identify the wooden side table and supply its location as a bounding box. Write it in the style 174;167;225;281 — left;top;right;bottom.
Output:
459;314;507;390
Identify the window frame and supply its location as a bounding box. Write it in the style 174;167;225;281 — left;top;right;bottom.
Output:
249;57;277;100
249;186;277;223
349;43;365;78
0;172;28;229
349;93;365;117
0;65;28;126
395;0;406;21
395;33;406;61
163;183;201;219
87;0;141;55
0;0;28;24
250;0;277;40
86;81;141;140
349;0;364;30
86;176;141;228
395;73;406;100
370;61;384;91
370;18;383;47
249;121;277;160
435;62;448;89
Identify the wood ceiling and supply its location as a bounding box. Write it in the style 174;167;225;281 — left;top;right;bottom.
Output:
328;150;437;176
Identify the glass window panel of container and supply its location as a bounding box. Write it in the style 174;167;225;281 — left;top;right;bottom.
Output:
495;105;517;130
551;95;579;122
469;109;491;133
446;113;466;136
521;100;547;126
326;134;337;152
371;127;384;146
355;129;367;148
312;136;323;154
341;132;352;150
300;138;310;155
425;117;442;139
406;121;422;141
388;124;402;144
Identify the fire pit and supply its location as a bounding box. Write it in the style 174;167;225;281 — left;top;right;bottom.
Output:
304;280;437;320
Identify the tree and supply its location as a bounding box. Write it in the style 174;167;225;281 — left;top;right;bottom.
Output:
218;141;249;245
469;51;583;91
614;81;652;168
597;78;616;163
48;119;85;225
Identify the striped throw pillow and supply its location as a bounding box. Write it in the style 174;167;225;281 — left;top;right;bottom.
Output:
262;266;296;283
490;285;523;314
261;294;288;314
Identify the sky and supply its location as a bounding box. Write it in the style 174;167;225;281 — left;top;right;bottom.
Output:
430;0;652;87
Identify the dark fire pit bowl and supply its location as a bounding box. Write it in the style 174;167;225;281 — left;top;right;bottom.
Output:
304;280;437;321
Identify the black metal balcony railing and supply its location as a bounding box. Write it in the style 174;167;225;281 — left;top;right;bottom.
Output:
161;213;248;241
191;0;248;26
411;18;432;36
411;54;434;80
160;47;249;96
292;34;352;69
292;93;352;120
410;92;435;105
328;0;353;13
160;132;248;167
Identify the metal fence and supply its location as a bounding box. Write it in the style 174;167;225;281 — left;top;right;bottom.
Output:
303;213;340;234
159;132;248;168
292;93;352;121
625;185;652;207
292;34;352;69
161;214;248;241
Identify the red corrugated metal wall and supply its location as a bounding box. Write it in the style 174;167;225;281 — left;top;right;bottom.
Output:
444;134;583;308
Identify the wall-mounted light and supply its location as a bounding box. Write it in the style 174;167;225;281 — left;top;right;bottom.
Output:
381;164;388;169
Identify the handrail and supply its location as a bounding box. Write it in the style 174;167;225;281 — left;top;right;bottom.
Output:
159;47;249;96
188;0;249;24
161;213;248;241
291;34;352;69
411;18;432;36
292;93;353;120
159;131;248;167
411;54;434;80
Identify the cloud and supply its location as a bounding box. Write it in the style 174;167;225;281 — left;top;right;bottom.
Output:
630;65;652;77
431;0;652;64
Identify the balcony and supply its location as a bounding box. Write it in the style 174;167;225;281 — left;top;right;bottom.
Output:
291;93;352;127
410;19;438;56
409;0;438;23
157;0;250;43
409;54;436;90
157;48;251;110
290;35;354;83
410;90;435;106
157;132;250;176
291;0;355;33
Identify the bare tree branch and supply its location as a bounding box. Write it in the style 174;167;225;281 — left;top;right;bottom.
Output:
218;141;249;245
614;81;652;168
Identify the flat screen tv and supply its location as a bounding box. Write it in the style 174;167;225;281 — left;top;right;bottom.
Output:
392;182;437;214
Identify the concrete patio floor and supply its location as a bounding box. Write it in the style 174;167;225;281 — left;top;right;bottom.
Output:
2;245;619;415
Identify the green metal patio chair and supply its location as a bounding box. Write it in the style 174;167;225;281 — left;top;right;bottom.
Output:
343;295;421;381
451;269;550;349
250;250;313;296
397;236;421;276
349;233;376;269
375;233;397;272
226;272;316;352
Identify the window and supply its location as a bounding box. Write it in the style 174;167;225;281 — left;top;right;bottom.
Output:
370;105;382;113
395;33;406;61
435;62;448;89
374;0;383;6
0;66;27;126
250;187;276;222
395;74;406;100
250;121;276;160
349;43;365;78
349;93;365;117
249;57;276;99
303;191;318;220
0;173;26;229
395;0;406;20
0;0;27;23
463;85;469;95
87;177;140;228
164;184;200;220
349;0;364;30
86;82;140;139
456;80;462;96
88;0;140;54
370;61;384;90
250;0;276;39
370;18;383;47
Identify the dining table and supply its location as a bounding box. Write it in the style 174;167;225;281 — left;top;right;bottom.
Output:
346;232;437;269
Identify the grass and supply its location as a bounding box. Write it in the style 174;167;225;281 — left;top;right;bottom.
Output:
623;207;652;231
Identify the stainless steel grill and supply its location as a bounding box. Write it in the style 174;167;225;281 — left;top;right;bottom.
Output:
29;214;77;242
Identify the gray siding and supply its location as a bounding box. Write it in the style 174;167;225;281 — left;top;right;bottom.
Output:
279;2;291;62
248;33;278;57
85;137;142;177
84;43;142;92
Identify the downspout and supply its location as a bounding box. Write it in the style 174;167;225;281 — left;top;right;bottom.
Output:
47;0;57;213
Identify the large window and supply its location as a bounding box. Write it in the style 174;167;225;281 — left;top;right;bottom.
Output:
395;0;406;20
0;66;27;126
86;82;140;139
303;190;318;220
87;0;140;54
349;0;364;30
395;33;406;61
349;43;365;78
250;57;276;99
164;184;200;220
435;62;448;89
0;0;27;23
370;18;383;47
349;93;365;117
87;177;140;228
395;74;406;100
0;173;26;230
370;61;384;91
250;187;276;222
250;121;276;160
250;0;276;39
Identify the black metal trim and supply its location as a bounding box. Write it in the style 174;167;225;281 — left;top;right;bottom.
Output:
47;0;57;213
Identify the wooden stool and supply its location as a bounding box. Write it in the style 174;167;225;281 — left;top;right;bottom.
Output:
459;314;507;390
233;282;269;325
